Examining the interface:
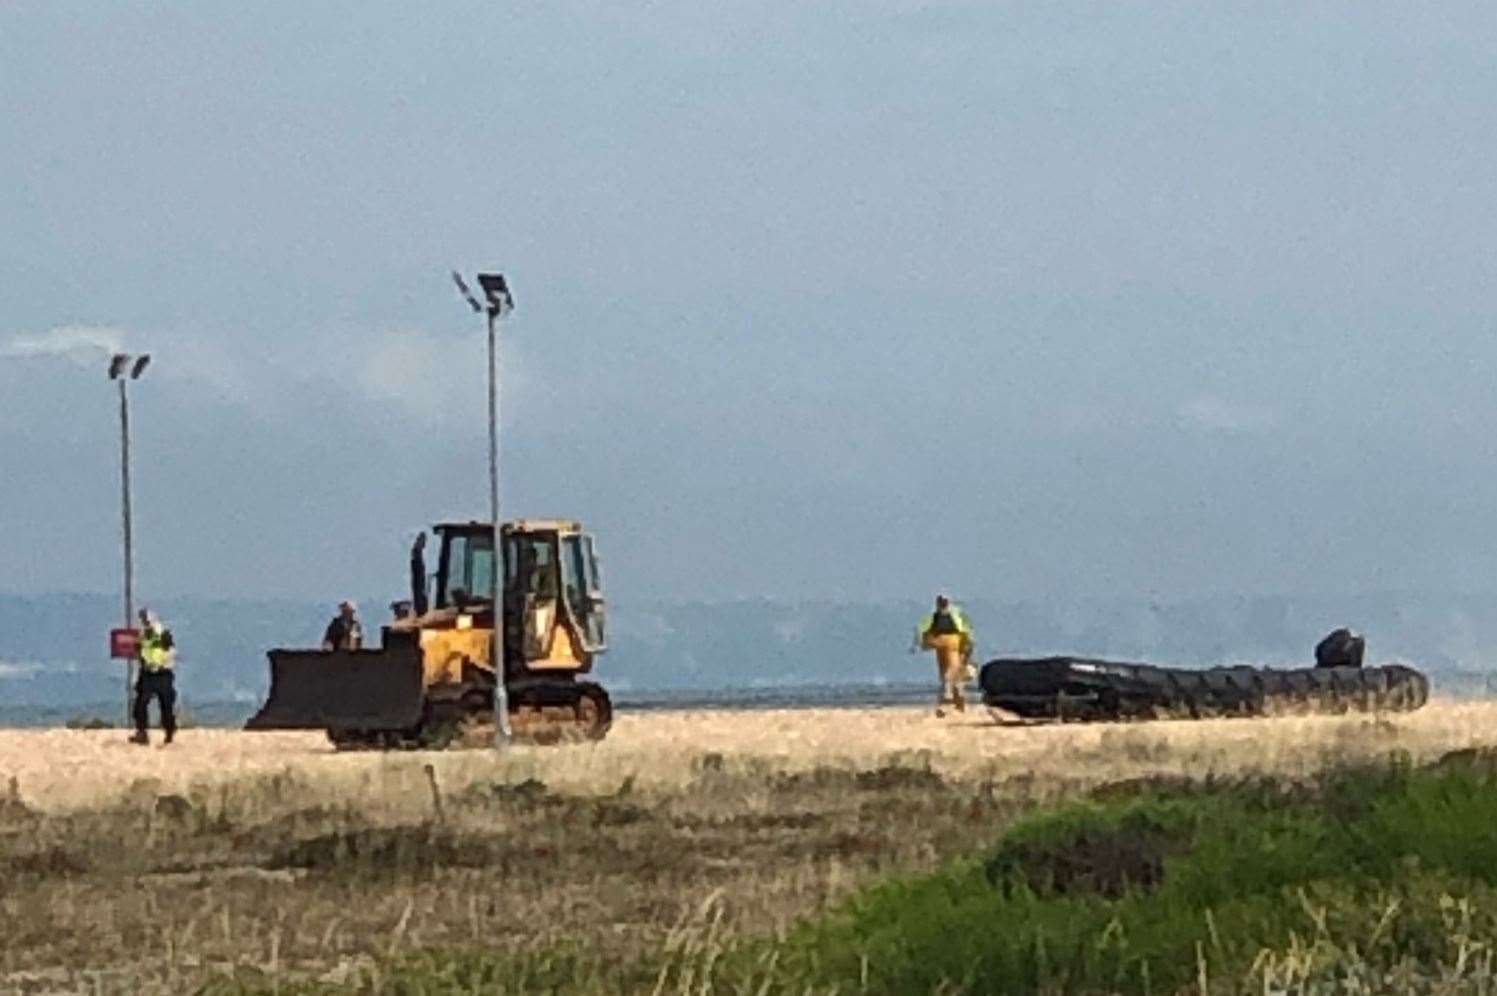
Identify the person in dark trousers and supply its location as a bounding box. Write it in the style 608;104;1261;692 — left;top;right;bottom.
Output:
322;600;363;651
131;608;177;745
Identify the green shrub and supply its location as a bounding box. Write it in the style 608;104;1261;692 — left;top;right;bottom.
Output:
768;760;1497;994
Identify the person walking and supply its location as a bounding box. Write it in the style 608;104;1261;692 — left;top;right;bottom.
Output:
913;594;975;717
131;608;177;745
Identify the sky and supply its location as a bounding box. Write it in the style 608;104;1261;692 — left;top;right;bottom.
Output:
4;2;1497;607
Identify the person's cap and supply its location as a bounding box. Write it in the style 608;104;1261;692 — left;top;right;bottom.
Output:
340;599;357;611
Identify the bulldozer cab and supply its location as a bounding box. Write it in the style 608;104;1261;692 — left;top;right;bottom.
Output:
430;520;608;656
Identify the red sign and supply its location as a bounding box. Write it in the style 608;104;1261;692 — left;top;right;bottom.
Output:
110;628;139;660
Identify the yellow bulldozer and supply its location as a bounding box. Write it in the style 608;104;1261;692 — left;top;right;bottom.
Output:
246;518;612;747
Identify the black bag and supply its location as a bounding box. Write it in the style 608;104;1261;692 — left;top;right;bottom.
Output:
1314;628;1363;669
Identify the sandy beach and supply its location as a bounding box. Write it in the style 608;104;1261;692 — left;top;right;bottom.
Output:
3;698;1492;814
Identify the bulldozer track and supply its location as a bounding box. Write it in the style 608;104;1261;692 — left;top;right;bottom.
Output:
326;680;612;750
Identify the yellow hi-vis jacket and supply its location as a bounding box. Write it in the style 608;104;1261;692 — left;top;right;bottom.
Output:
139;624;174;672
916;605;973;648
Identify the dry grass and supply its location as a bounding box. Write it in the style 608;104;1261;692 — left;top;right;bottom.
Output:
0;699;1492;994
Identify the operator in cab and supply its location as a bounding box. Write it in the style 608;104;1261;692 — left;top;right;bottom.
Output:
321;600;363;651
913;594;975;717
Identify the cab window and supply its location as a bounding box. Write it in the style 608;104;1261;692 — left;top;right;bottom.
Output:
440;531;496;607
506;534;556;598
563;534;606;648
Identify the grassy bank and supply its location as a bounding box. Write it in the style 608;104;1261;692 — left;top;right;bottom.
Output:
207;751;1497;995
776;751;1497;993
0;749;1034;995
7;708;1497;994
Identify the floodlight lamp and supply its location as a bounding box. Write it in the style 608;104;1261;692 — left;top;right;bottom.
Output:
108;354;128;380
477;273;513;315
130;355;151;379
452;271;482;313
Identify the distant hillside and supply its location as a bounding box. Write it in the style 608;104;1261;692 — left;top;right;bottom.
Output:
0;593;335;709
2;590;1496;711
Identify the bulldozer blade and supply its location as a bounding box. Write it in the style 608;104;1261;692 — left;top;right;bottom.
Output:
244;645;426;731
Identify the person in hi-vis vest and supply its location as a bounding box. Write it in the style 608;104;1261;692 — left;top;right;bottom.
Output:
131;608;178;745
913;594;975;717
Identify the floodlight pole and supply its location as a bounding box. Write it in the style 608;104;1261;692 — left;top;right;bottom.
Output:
110;354;148;728
456;271;514;747
119;375;134;632
118;375;133;728
486;301;513;747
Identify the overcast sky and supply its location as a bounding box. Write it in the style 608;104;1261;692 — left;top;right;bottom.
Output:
4;3;1497;607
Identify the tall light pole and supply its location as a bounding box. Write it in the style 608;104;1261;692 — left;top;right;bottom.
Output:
453;271;515;747
108;352;150;726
